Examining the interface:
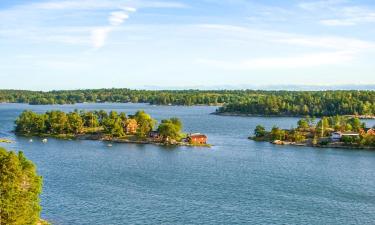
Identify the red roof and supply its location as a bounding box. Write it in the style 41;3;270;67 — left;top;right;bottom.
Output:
189;134;207;139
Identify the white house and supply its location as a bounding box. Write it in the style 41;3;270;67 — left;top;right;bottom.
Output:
331;131;360;141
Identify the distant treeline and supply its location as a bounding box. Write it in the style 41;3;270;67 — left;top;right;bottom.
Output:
1;89;375;116
0;89;247;105
216;91;375;116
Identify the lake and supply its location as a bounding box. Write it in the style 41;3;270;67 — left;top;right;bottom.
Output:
1;103;375;225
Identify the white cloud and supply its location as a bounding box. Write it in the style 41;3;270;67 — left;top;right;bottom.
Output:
109;11;129;26
90;6;136;49
197;51;355;70
0;0;187;49
298;0;347;11
31;0;186;10
91;27;112;48
320;19;356;26
194;23;375;70
298;0;375;26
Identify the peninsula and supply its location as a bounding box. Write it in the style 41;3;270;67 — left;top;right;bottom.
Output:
15;110;209;147
250;116;375;149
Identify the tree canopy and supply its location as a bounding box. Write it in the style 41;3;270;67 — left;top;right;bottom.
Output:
1;89;374;117
0;148;43;225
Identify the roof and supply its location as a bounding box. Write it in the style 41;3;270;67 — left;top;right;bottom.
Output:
332;131;359;135
342;132;360;135
189;133;207;138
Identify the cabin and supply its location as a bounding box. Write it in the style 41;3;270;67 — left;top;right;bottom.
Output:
149;131;161;141
187;133;207;144
366;128;375;135
331;131;360;141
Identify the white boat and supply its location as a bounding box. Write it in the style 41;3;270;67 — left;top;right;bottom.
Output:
29;139;33;142
107;144;113;147
42;138;48;143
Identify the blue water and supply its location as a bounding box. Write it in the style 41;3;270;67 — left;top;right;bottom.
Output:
1;103;375;225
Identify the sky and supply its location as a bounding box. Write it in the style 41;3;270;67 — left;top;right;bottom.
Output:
0;0;375;90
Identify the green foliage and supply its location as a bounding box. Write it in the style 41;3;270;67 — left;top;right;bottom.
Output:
254;125;267;137
15;110;187;143
217;91;375;116
134;111;156;137
360;134;375;146
297;118;310;130
1;90;375;117
67;111;84;134
82;112;99;128
291;130;306;142
157;118;183;141
253;115;375;148
0;148;42;225
342;135;360;144
102;111;125;137
270;126;286;141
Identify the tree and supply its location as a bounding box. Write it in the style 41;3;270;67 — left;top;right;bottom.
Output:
102;111;125;137
254;125;266;137
347;118;363;132
316;117;330;137
157;119;182;141
67;112;84;134
82;111;99;128
270;126;285;140
0;148;43;224
297;118;310;130
134;111;156;137
45;111;68;134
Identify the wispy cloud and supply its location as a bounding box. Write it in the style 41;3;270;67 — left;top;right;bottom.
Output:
0;0;187;49
298;0;375;26
91;6;137;49
197;51;355;70
195;23;375;70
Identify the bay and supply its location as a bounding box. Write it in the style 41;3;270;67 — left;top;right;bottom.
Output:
1;103;374;225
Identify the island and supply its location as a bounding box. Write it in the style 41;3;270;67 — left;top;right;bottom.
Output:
0;138;13;143
1;89;374;119
214;91;375;117
250;116;375;149
15;110;210;147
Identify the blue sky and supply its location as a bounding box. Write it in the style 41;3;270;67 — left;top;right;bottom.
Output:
0;0;374;90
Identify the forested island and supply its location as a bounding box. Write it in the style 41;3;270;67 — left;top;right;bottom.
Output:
250;116;375;149
215;91;375;117
1;89;374;117
15;110;209;147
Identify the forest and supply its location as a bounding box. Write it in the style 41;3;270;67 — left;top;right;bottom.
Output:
1;89;374;116
216;91;375;116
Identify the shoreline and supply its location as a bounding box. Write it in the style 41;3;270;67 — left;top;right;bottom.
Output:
249;137;375;150
213;112;375;119
17;133;211;148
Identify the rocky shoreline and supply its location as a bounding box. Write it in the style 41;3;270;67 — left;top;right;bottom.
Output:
250;137;375;150
20;133;211;147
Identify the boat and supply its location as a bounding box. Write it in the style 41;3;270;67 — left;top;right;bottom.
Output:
42;138;48;143
107;144;113;147
29;139;33;142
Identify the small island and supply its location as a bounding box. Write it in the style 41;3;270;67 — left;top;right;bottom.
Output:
0;138;13;143
250;116;375;149
15;110;209;147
